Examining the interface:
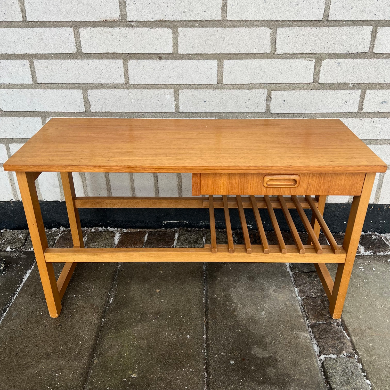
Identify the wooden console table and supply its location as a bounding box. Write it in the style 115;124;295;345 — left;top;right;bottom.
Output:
4;118;386;319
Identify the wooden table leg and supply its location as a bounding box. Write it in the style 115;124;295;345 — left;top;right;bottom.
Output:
329;173;375;319
57;172;83;299
16;172;62;318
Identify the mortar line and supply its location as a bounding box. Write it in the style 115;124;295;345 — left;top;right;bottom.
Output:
217;59;224;84
82;262;122;390
4;144;19;200
41;116;47;125
265;89;272;113
174;88;180;112
172;26;179;54
118;0;128;21
270;27;277;54
203;262;210;390
322;0;331;21
221;0;228;20
82;89;91;112
28;59;37;84
368;25;378;53
104;172;112;197
17;0;27;21
374;172;385;203
358;90;367;112
123;59;129;84
57;172;65;201
129;173;136;197
313;57;323;84
153;173;159;197
73;27;82;53
177;173;183;197
80;172;89;197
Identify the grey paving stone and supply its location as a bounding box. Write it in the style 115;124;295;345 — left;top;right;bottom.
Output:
311;322;354;356
342;256;390;390
323;357;370;390
176;228;205;248
205;229;228;245
0;251;35;317
290;263;316;273
23;228;63;250
0;262;117;390
293;271;327;298
85;263;204;390
85;230;116;248
359;233;390;255
207;263;326;390
302;296;333;323
0;230;28;251
144;229;176;248
116;230;146;248
54;229;73;248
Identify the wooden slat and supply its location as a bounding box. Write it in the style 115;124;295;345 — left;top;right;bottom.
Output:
315;263;334;301
250;195;269;254
45;245;346;263
236;195;252;254
264;195;286;254
306;195;341;254
278;196;305;254
291;195;323;254
209;195;217;253
223;195;234;253
57;263;77;300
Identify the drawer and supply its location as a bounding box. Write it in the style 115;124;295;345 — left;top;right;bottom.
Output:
192;173;365;196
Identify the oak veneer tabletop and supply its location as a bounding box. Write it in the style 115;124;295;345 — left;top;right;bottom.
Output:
3;118;386;173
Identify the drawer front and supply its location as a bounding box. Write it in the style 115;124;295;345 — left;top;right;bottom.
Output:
192;173;365;196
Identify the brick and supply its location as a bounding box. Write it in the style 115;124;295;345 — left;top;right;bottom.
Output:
0;172;14;201
34;60;124;84
0;145;8;164
320;59;390;83
25;0;119;21
277;27;372;54
109;173;132;196
1;0;22;21
227;0;325;20
85;173;107;197
116;231;146;248
329;0;390;20
80;28;172;53
0;117;42;138
37;172;61;201
342;119;390;139
363;90;390;112
369;145;390;165
127;0;221;21
133;173;155;197
178;28;271;53
271;90;360;113
128;60;217;84
88;89;175;112
157;173;178;197
0;89;84;112
0;28;75;54
375;28;390;53
224;60;314;84
379;172;390;204
0;61;32;84
179;89;267;112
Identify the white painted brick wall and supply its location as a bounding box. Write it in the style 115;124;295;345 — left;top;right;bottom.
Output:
369;145;390;166
88;89;175;112
363;90;390;112
0;61;32;84
224;60;315;84
0;89;84;112
38;173;61;201
179;28;271;53
379;173;390;204
0;117;42;138
158;173;178;197
25;0;120;21
133;173;155;197
271;90;361;113
71;173;85;197
85;173;108;197
341;119;390;139
80;28;172;53
127;0;221;21
181;174;193;197
227;0;325;20
329;0;390;20
128;60;218;84
0;28;76;54
277;27;372;54
109;173;132;196
0;172;14;201
0;145;8;165
374;28;390;53
320;60;390;83
34;60;125;84
0;0;22;21
179;89;267;112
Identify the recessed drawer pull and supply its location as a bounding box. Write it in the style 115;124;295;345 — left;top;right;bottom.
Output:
263;175;300;188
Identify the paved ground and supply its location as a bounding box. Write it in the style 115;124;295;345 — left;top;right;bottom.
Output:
0;228;389;390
